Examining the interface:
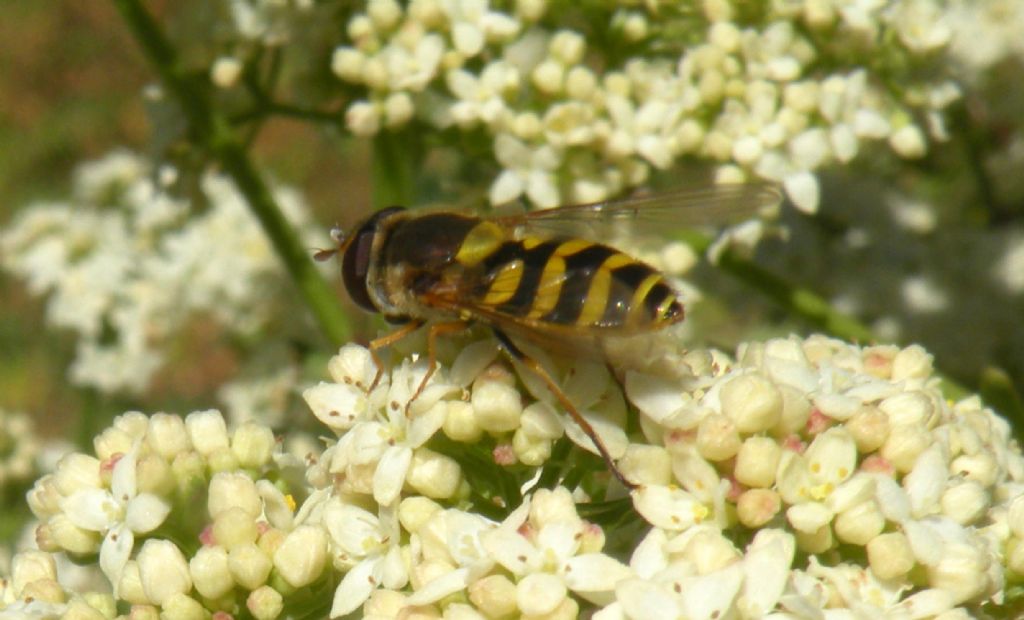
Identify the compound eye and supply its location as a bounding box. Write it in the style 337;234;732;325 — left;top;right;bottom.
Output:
341;228;378;312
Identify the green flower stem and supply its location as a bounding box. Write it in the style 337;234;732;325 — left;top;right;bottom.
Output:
111;0;350;346
676;229;973;400
371;129;420;210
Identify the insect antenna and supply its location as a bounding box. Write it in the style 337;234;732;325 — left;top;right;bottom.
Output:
313;225;351;262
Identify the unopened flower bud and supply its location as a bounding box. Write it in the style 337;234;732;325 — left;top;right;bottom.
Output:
49;514;101;554
147;414;191;460
941;480;988;525
54;453;101;496
834;500;884;545
734;437;781;488
927;543;989;604
11;550;57;594
399;496;442;534
532;59;564;95
846;406;889;453
619;444;672;486
795;523;833;554
210;57;243;89
443;401;483;443
517;572;567;616
471;377;522;432
696;413;741;461
118;561;150;605
530;487;580;528
128;605;159;620
951;453;999;487
469;574;518;619
160;592;205;620
407;447;462;499
737;488;782;528
684;529;740;574
720;373;782;433
185;410;229;456
190;545;235;600
229;542;273;590
867;532;915;580
232;422;276;468
273;525;328;588
137;539;192;606
881;424;931;473
208;472;261;518
247;585;285;620
213;506;260;549
513;429;552;466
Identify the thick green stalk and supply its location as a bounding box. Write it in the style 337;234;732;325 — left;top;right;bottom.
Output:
112;0;350;346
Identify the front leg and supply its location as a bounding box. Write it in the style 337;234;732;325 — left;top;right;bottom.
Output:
406;320;471;412
368;318;426;391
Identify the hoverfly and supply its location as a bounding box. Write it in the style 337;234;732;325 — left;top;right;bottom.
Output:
318;183;783;488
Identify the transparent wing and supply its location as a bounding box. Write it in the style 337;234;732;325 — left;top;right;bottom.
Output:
491;182;783;240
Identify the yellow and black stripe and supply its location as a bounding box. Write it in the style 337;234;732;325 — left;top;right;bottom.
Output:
464;227;683;330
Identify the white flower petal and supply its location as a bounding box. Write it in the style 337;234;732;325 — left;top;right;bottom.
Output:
483;528;538;575
303;382;369;431
124;493;171;534
563;553;631;593
373;445;413;506
324;502;382;555
633;485;708;531
680;563;743;620
783;171;819;214
616;578;680;619
903;443;948;518
110;448;138;501
624;372;685;423
330;557;381;618
99;525;134;588
741;529;794;615
61;489;119;532
407;567;471;606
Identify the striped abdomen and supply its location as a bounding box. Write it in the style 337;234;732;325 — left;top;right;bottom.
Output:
456;222;683;331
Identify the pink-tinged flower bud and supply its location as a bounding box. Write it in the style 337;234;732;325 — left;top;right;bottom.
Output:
697;413;741;461
737;489;782;528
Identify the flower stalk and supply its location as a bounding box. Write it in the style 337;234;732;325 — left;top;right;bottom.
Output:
111;0;351;346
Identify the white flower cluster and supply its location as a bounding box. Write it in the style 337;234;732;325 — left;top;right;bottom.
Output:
6;334;1023;618
0;550;115;620
330;0;959;213
0;151;324;398
0;408;40;490
947;0;1024;73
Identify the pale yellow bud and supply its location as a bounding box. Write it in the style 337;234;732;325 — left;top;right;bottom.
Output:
118;561;150;605
229;542;273;590
128;605;159;620
866;532;915;580
159;592;205;620
444;401;483;443
892;345;933;380
137;539;192;606
273;525;328;588
834;501;885;546
880;423;931;473
399;496;443;534
232;422;276;468
795;523;833;554
619;444;672;486
684;529;740;574
19;579;65;605
941;480;989;525
213;506;260;549
472;377;523;432
737;488;782;528
407;447;462;499
846;406;889;453
190;545;235;600
720;374;783;434
734;437;781;488
208;471;261;518
247;585;285;620
185;410;229;456
697;413;741;461
147;414;191;460
11;550;57;594
773;385;812;437
49;514;101;554
136;453;174;496
513;429;553;466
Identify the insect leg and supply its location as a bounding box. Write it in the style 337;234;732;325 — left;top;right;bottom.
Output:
368;318;426;390
492;328;637;490
407;320;471;412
